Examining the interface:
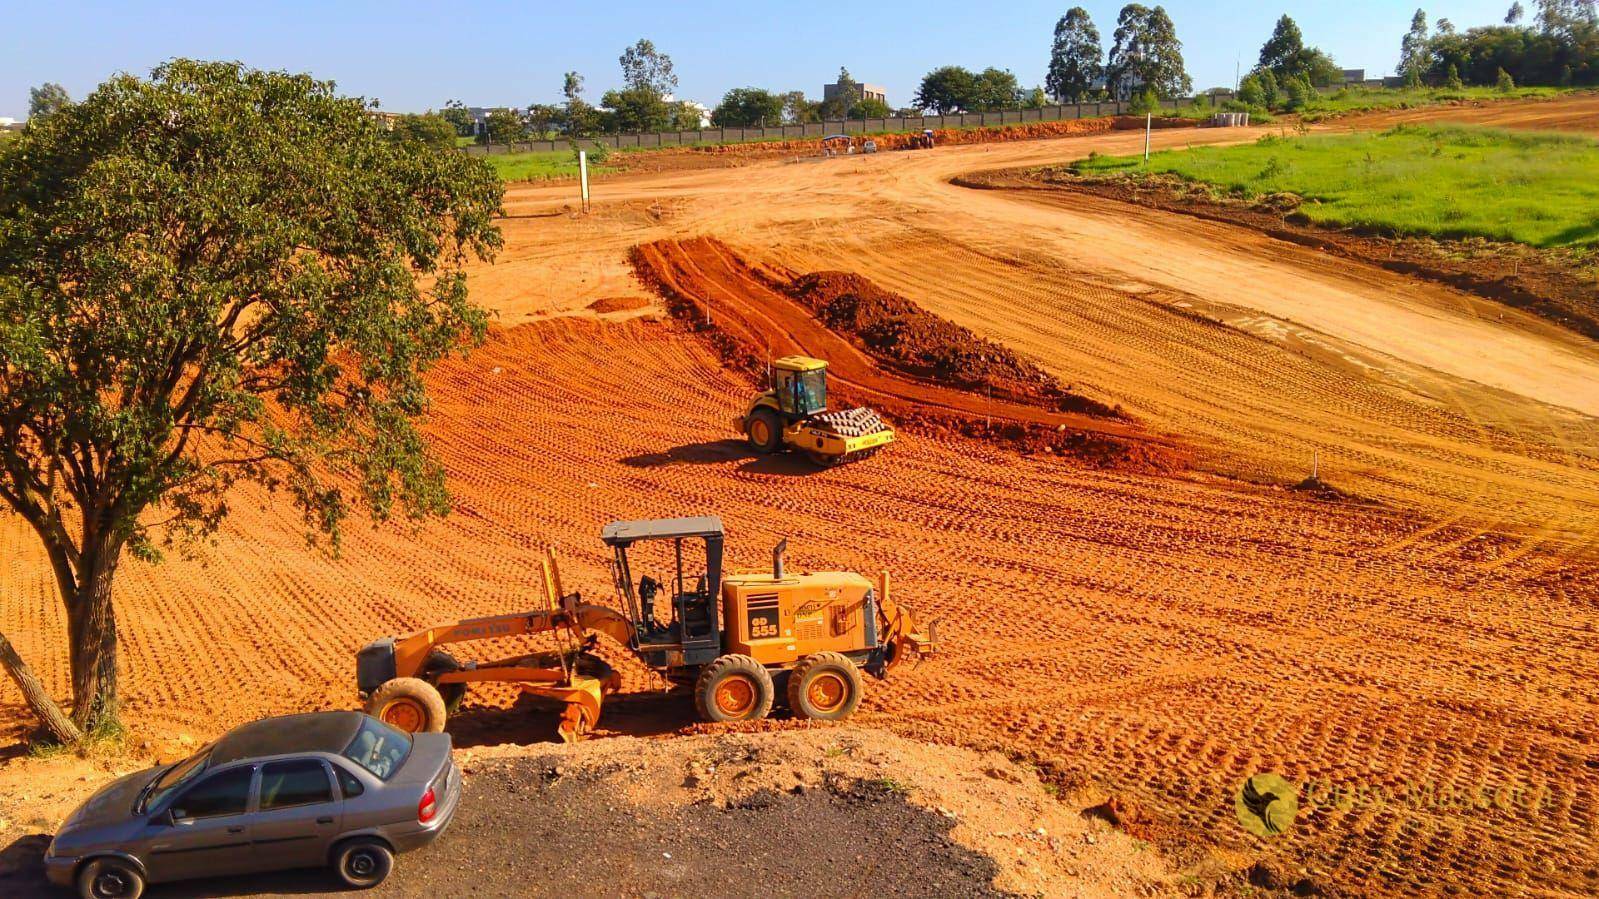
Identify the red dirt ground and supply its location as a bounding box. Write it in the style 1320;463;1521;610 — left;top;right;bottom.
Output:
5;95;1599;898
630;237;1181;470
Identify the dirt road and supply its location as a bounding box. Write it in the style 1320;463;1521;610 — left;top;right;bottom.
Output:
3;95;1597;897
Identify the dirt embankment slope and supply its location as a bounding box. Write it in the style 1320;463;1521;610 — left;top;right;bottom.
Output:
629;236;1183;471
1;729;1175;898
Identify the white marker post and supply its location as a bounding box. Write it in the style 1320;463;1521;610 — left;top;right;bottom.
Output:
578;150;591;213
1144;112;1152;164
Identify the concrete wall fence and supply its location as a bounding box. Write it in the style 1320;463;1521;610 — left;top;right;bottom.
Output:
463;94;1236;156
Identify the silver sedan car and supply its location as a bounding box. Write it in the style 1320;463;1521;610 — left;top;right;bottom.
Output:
44;711;460;898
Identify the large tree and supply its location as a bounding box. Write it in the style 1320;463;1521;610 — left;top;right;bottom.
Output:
0;60;502;741
711;87;784;127
28;83;71;120
1106;4;1192;99
821;67;862;119
1400;9;1432;85
619;39;678;96
1257;15;1343;86
913;66;979;113
1047;8;1105;102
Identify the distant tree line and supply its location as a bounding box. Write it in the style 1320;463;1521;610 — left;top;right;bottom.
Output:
1041;5;1192;113
1399;2;1599;89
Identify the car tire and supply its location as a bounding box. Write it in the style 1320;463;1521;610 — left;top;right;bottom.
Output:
77;857;145;899
787;651;864;721
365;676;448;733
333;837;394;889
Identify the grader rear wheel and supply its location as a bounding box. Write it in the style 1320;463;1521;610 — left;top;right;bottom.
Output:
366;677;447;733
694;654;775;723
787;652;864;721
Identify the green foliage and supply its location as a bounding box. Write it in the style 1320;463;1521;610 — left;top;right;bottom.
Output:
850;97;893;119
1400;9;1431;84
1445;62;1466;89
479;108;523;145
1282;73;1316;110
0;59;502;726
1127;85;1164;114
912;65;1027;112
1074;124;1599;248
390;113;457;149
1107;4;1192;98
1047;7;1105;102
601;87;672;132
619;38;677;95
782;90;820;124
441;99;474;137
711;87;784;127
1498;66;1518;90
27;82;71;120
485;148;603;182
0;58;501;564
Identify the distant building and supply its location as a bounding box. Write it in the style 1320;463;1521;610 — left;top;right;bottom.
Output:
823;81;887;106
0;117;20;129
1340;69;1366;84
465;106;517;137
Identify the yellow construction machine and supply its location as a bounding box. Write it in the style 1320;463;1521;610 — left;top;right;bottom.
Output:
733;356;894;466
357;517;935;740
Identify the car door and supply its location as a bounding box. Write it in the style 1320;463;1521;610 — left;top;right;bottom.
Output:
144;764;257;883
250;758;342;872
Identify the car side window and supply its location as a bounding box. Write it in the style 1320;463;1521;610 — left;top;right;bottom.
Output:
172;766;253;820
259;759;334;811
333;763;365;799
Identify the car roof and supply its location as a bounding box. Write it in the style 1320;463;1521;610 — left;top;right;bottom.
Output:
210;711;366;766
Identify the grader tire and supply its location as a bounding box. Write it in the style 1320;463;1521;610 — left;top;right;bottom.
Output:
422;649;467;714
746;409;784;454
787;652;864;721
695;654;775;723
366;677;447;734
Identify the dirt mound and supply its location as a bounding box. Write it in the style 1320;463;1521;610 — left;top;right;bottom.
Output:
455;727;1176;897
629;237;1183;472
585;295;652;314
788;270;1121;417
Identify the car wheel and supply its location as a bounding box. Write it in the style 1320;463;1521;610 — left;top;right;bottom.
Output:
77;857;145;899
334;837;394;889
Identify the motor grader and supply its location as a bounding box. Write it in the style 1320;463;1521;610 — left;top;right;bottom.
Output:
356;517;935;741
734;355;894;466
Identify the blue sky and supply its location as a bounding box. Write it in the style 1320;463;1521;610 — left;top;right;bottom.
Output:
4;1;1519;118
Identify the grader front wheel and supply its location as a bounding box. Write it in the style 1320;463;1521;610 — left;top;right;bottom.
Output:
366;677;447;733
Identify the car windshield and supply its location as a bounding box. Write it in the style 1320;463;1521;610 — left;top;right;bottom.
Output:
141;745;212;813
341;716;412;780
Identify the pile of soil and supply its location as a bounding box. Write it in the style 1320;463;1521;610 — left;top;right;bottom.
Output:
786;270;1122;418
1025;167;1599;343
585;295;653;314
629;237;1187;473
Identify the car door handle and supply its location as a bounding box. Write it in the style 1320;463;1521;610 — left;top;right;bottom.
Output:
316;816;334;825
226;825;245;833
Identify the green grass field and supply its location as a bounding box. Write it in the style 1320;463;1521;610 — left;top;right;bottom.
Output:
484;149;612;182
1295;85;1568;121
1073;125;1599;248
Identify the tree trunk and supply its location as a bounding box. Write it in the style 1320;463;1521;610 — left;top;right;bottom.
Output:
0;628;83;744
66;533;123;732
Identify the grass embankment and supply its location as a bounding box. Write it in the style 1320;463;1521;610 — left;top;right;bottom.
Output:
1074;124;1599;248
1296;85;1570;121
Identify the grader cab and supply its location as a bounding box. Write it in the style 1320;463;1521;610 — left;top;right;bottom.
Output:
734;356;895;466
